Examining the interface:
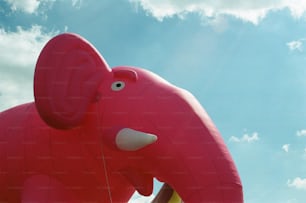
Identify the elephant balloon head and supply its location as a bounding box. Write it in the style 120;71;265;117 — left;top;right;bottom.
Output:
33;33;243;202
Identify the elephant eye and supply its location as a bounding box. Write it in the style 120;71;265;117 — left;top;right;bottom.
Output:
111;81;125;91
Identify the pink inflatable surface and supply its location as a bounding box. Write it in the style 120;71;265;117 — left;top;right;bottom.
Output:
0;33;243;202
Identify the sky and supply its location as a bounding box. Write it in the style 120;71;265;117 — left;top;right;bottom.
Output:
0;0;306;202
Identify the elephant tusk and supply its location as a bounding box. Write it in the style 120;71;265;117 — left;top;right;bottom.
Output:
116;128;157;151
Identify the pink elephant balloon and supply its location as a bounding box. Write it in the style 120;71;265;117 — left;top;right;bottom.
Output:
0;33;243;202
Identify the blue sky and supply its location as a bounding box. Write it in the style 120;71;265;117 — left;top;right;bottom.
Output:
0;0;306;202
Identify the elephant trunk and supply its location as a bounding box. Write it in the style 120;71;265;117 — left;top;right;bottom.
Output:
153;123;243;202
145;89;243;202
152;129;243;203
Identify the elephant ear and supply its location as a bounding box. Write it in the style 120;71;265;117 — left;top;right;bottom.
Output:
34;33;111;129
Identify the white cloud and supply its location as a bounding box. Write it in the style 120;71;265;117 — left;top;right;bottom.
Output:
3;0;81;14
287;177;306;190
229;132;259;143
287;39;305;52
72;0;82;9
0;26;53;68
282;144;290;152
129;192;155;203
297;129;306;136
0;26;56;111
229;136;241;143
129;0;306;24
4;0;40;13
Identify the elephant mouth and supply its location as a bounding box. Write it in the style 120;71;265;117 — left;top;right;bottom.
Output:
123;170;181;202
120;168;154;196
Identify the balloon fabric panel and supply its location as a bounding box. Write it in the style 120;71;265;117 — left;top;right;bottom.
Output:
0;33;243;202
